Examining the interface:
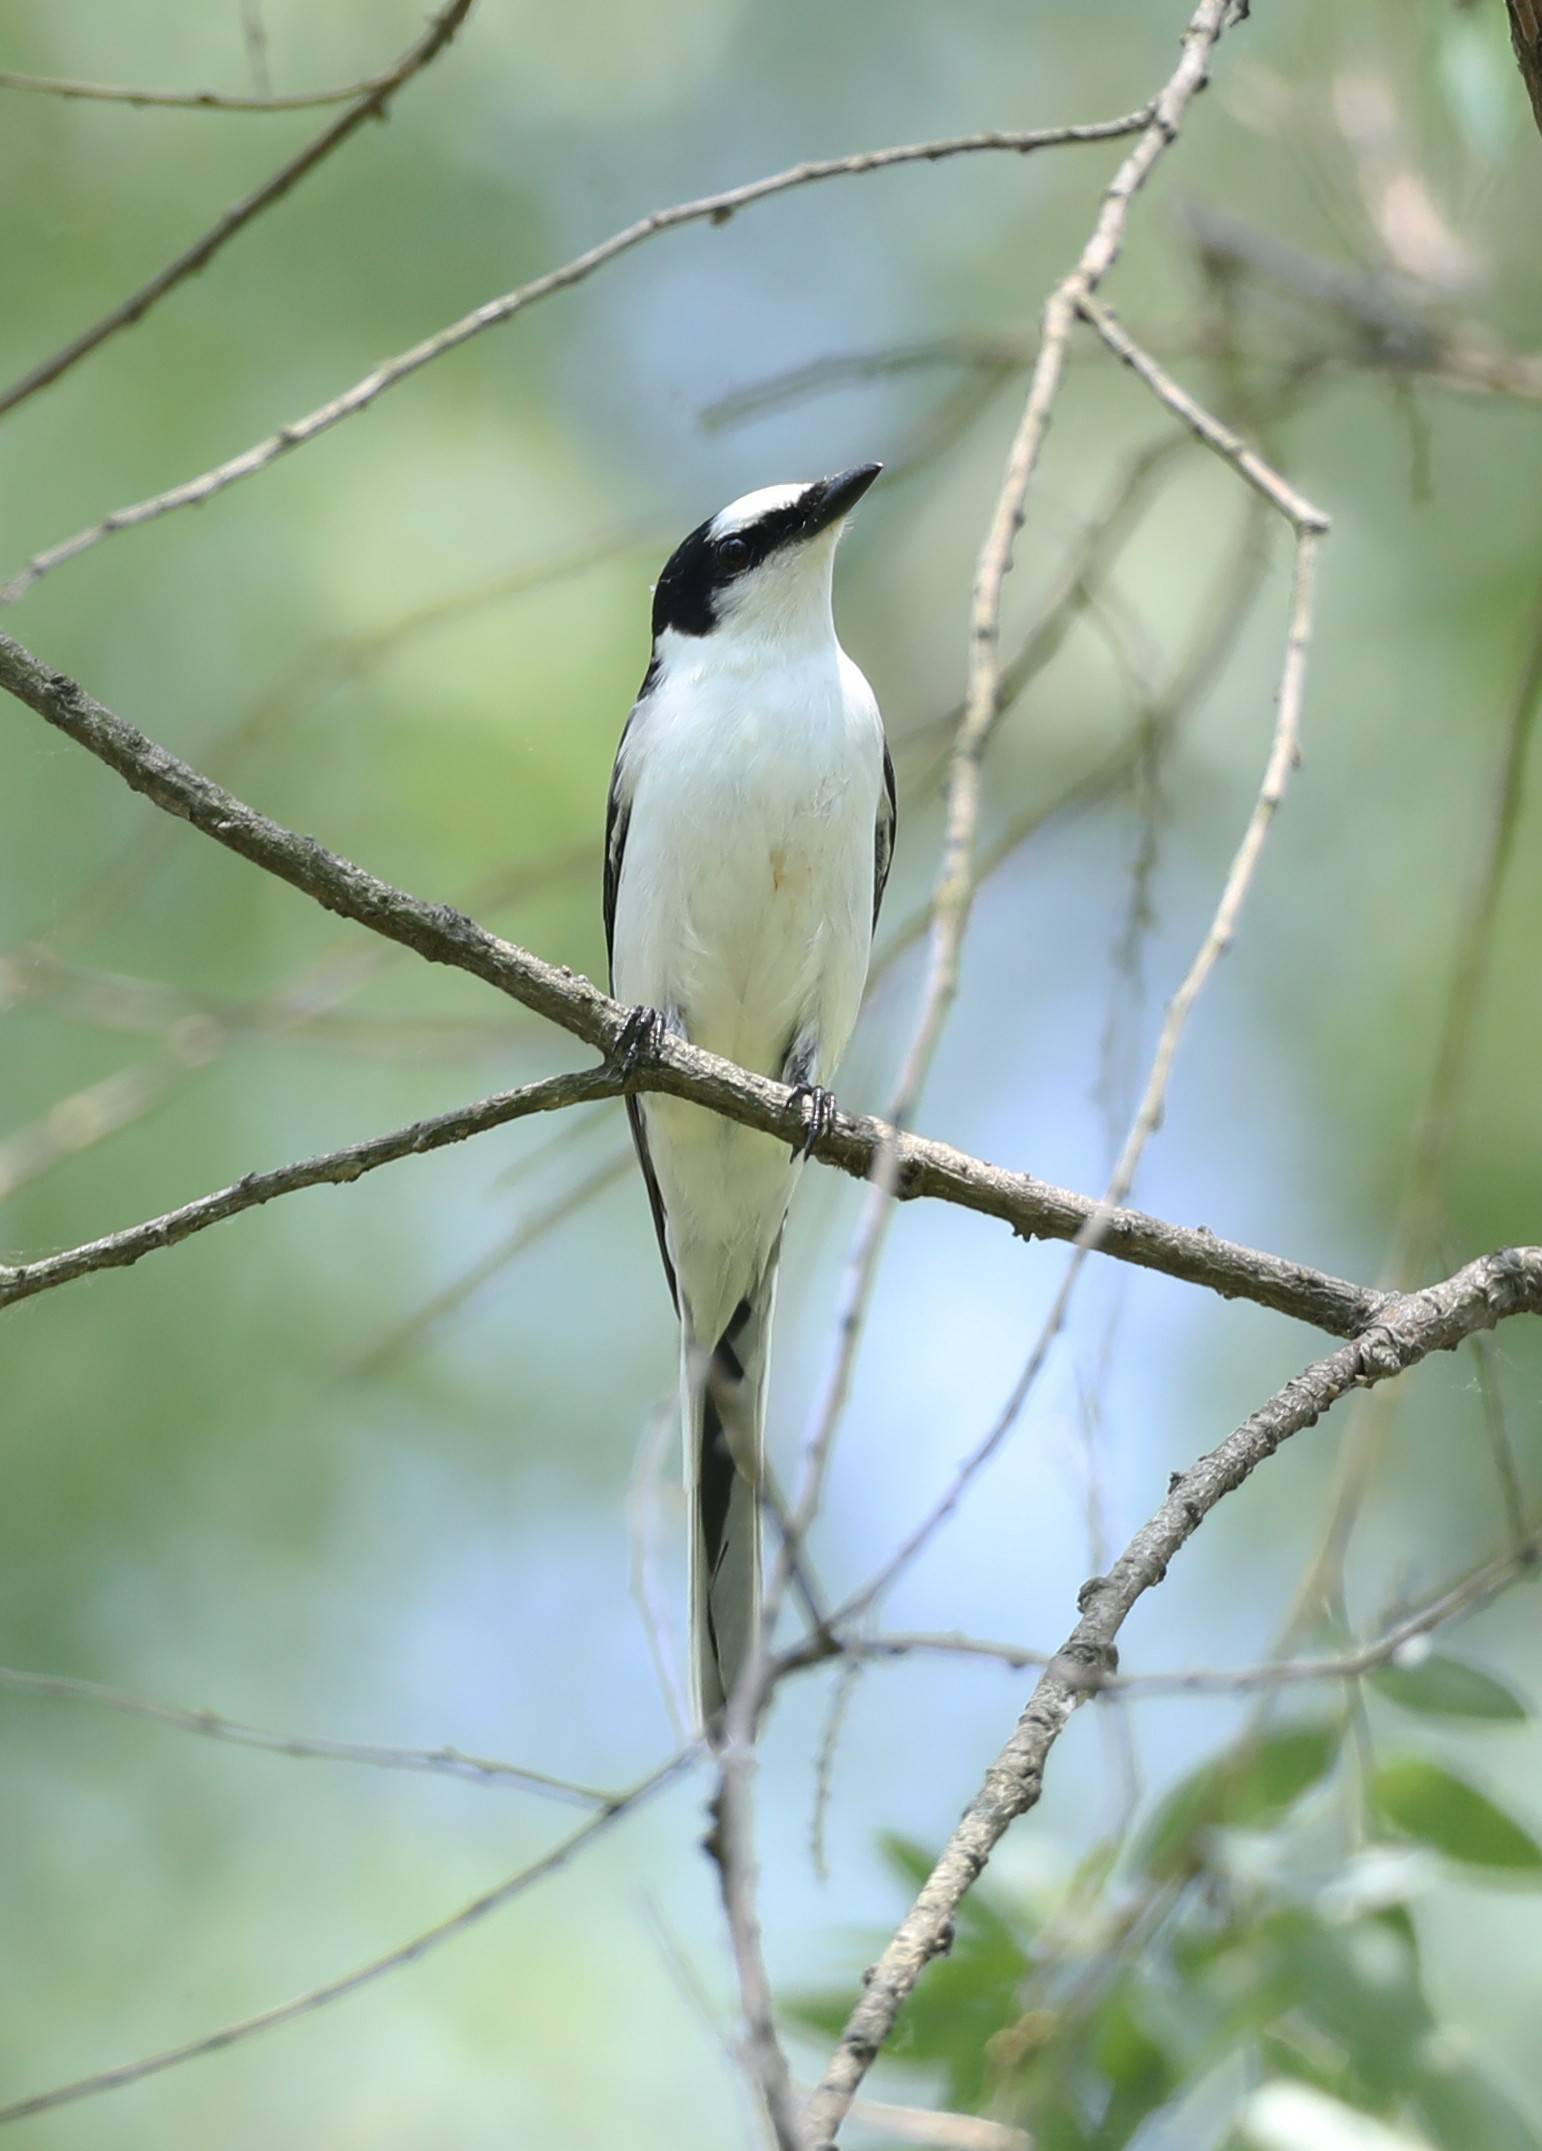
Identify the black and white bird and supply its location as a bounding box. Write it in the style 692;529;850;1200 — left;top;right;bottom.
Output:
604;465;895;1728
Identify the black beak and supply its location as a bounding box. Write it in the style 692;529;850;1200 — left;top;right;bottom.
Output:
802;462;883;537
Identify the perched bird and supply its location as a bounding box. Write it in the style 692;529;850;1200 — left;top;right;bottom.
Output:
604;466;895;1728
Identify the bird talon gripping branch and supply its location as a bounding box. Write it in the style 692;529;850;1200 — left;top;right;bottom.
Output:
789;1081;839;1163
611;1001;669;1082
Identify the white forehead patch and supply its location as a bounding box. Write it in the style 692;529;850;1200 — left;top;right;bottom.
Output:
710;482;810;537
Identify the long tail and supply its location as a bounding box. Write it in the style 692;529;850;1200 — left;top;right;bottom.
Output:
684;1260;779;1732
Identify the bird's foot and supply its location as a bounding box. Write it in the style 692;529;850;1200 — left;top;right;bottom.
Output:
611;1003;669;1084
789;1082;838;1162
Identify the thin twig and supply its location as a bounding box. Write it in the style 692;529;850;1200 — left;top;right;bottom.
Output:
711;1756;809;2151
785;0;1242;1602
1077;298;1332;529
0;114;1150;604
0;59;456;113
837;2096;1031;2151
835;446;1325;1634
0;0;478;421
0;1069;618;1310
0;1665;618;1804
786;1528;1542;1697
0;1744;698;2126
806;1248;1542;2144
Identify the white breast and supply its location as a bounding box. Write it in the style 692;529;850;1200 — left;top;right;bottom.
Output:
611;639;883;1334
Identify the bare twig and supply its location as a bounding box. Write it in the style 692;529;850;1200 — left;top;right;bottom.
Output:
1103;1533;1542;1693
0;1665;618;1804
707;318;1542;420
1076;298;1332;531
806;1247;1542;2144
838;2096;1031;2151
0;1745;696;2126
834;396;1325;1632
0;54;466;113
0;0;478;421
793;1527;1542;1699
0;628;1389;1337
0;114;1150;604
711;1756;809;2151
786;0;1241;1588
349;1145;629;1373
0;1069;617;1311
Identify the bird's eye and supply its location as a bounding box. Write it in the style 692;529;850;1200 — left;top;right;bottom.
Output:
717;535;750;571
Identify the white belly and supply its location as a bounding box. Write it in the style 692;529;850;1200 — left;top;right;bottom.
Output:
612;649;882;1336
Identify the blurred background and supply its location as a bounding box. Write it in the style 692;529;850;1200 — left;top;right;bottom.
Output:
2;2;1541;2145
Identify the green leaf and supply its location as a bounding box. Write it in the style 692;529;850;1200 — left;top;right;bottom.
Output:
879;1832;939;1892
1410;2045;1542;2151
1279;1913;1429;2099
1374;1759;1542;1875
1134;1724;1340;1878
1091;1987;1182;2146
1371;1654;1528;1723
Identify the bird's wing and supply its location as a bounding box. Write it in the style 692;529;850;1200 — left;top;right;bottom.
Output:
605;676;679;1311
873;734;897;931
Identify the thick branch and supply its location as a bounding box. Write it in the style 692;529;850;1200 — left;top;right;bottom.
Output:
0;628;1389;1335
805;1247;1542;2143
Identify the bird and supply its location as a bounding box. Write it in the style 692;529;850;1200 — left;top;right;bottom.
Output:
604;465;895;1731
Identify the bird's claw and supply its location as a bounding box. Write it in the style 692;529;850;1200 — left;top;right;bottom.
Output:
789;1082;838;1162
612;1003;668;1083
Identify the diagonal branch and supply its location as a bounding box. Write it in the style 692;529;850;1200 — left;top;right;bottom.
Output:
0;1745;697;2126
0;1070;616;1310
805;1246;1542;2145
1508;0;1542;140
0;626;1387;1336
0;113;1151;601
785;0;1245;1610
0;0;477;421
0;1665;619;1805
0;54;462;115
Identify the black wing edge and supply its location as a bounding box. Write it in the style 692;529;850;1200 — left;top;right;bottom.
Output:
605;679;679;1312
873;735;897;931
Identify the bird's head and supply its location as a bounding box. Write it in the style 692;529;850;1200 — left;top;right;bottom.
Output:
650;463;881;657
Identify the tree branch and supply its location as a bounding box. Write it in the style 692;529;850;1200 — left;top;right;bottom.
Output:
0;1746;696;2126
0;1069;615;1310
1507;0;1542;140
0;1665;619;1805
805;1246;1542;2144
0;0;478;421
0;114;1150;602
0;626;1390;1336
